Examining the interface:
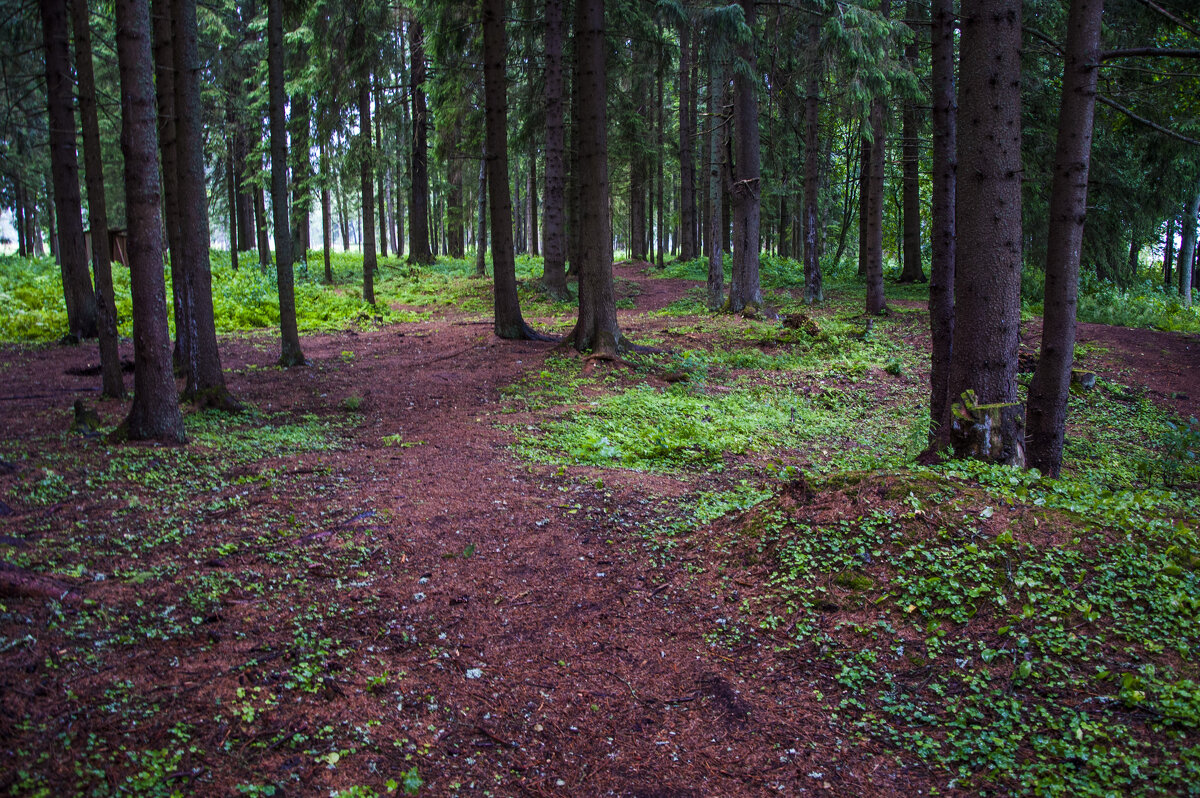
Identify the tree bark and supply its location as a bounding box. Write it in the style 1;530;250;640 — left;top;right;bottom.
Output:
114;0;185;443
1026;0;1104;476
1178;182;1200;306
864;0;891;315
227;137;239;271
292;92;313;261
527;150;539;257
172;0;237;407
41;0;99;340
267;0;304;365
707;54;725;310
374;88;387;258
802;22;822;305
475;145;488;277
542;0;568;296
483;0;538;339
408;21;434;264
359;82;377;305
151;0;186;371
678;18;697;262
447;124;465;258
71;0;124;397
857;137;870;278
569;0;621;354
320;140;333;283
928;0;957;442
1162;216;1175;286
898;0;926;284
728;0;762;313
254;175;270;266
948;0;1024;466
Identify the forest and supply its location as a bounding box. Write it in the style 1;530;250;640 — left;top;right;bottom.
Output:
0;0;1199;794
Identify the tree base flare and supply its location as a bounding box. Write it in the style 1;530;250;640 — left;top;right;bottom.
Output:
949;390;1026;467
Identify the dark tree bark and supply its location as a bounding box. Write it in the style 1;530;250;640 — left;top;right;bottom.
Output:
227;136;239;270
172;0;237;408
233;132;254;252
151;0;187;371
408;21;434;264
483;0;539;339
864;0;891;315
292;92;313;261
1163;216;1175;286
541;0;568;296
947;0;1024;465
1178;183;1199;306
475;145;488;277
527;151;539;256
267;0;304;365
374;88;387;258
41;0;98;340
706;54;725;310
857;138;869;278
898;0;926;284
358;82;377;305
1026;0;1104;476
802;22;822;305
114;0;185;443
71;0;124;397
656;59;666;269
569;0;621;355
728;0;762;312
678;18;697;262
447;125;465;258
254;176;270;266
928;0;957;442
320;140;333;283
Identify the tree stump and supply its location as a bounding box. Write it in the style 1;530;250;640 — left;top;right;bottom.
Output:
948;389;1026;466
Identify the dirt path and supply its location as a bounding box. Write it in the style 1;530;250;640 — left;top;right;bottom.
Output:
1;269;1195;797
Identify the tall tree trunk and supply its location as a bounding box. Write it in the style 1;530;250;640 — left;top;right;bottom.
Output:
172;0;237;407
227;137;239;270
1026;0;1104;476
706;54;725;310
656;59;665;269
475;145;488;276
630;101;647;263
898;0;926;284
483;0;538;339
569;0;621;354
71;0;124;397
267;0;304;365
374;87;388;259
114;0;185;443
321;140;333;283
678;18;697;262
1178;182;1200;306
408;21;434;264
41;0;98;340
728;0;762;312
928;0;957;442
857;138;869;278
447;125;465;258
541;0;567;296
802;22;822;305
527;150;539;256
948;0;1024;465
292;92;312;262
358;82;377;305
1162;216;1175;286
234;132;254;252
254;174;270;266
14;160;27;257
864;1;891;316
151;0;186;370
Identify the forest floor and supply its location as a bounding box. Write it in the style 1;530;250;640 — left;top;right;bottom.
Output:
0;260;1198;797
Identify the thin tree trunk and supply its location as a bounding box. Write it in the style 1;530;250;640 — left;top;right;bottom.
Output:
541;0;567;295
898;0;926;284
476;146;488;276
267;0;304;365
483;0;538;339
151;0;186;370
569;0;621;355
359;81;377;305
678;18;696;262
114;0;185;443
928;0;957;442
71;0;124;397
254;175;270;266
292;92;312;262
803;22;822;304
1163;216;1175;286
864;1;890;316
728;0;762;312
320;140;332;283
227;137;239;271
707;54;725;310
173;0;237;407
528;150;539;256
447;125;465;258
408;21;434;264
857;137;870;278
375;87;388;258
41;0;98;340
948;0;1024;465
1178;182;1200;306
1026;0;1104;476
656;57;665;269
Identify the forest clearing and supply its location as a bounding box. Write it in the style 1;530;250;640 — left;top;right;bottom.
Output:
1;253;1198;796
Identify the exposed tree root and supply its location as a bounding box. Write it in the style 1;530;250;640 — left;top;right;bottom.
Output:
0;561;80;602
